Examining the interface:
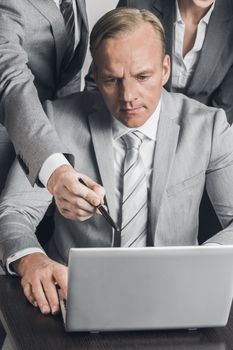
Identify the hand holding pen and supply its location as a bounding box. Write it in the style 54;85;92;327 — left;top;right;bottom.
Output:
51;166;106;222
79;178;119;231
50;165;119;230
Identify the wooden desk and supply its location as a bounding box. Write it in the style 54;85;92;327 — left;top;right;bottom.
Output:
0;276;232;350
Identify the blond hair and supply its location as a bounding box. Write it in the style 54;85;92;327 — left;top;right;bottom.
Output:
90;7;166;58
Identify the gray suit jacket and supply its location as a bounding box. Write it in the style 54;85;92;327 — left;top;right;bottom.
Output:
117;0;233;123
1;89;233;267
0;0;88;184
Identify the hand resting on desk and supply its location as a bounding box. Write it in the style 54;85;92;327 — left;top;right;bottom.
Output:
13;253;67;315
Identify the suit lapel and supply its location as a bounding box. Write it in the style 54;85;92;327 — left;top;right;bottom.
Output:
76;0;88;29
152;0;175;90
27;0;66;80
60;0;89;86
88;99;117;224
28;0;88;84
186;1;233;94
150;90;180;242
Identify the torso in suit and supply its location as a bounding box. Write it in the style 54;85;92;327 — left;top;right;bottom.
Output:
1;89;233;267
0;0;89;188
117;0;233;123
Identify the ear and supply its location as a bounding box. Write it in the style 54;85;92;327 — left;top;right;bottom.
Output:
162;54;170;86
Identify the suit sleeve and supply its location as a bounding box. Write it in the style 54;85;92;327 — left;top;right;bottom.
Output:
0;102;59;267
205;109;233;244
210;63;233;125
0;159;53;267
0;1;68;185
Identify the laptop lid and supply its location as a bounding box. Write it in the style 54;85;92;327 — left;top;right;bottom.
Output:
64;246;233;332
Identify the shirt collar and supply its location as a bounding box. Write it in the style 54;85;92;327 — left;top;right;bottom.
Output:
175;0;215;25
112;100;161;142
202;2;215;24
176;0;183;24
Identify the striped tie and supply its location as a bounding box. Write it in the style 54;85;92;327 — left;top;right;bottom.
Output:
120;131;148;247
60;0;75;66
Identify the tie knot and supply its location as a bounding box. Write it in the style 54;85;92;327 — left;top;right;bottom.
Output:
122;131;144;150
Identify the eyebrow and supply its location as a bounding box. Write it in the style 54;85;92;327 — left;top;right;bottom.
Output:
100;68;154;78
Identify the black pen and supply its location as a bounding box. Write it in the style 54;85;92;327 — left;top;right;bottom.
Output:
79;178;120;231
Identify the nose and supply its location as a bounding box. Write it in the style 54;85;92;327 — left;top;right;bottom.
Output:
119;78;138;104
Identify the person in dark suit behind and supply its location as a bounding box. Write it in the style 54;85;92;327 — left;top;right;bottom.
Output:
116;0;233;123
0;0;103;221
1;8;233;317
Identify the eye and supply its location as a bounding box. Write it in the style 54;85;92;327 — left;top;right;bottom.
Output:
103;77;118;85
137;75;150;81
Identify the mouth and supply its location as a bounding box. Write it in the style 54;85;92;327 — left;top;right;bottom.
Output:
120;106;144;115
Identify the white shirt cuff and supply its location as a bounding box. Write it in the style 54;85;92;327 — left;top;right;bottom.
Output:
39;153;70;187
6;248;46;275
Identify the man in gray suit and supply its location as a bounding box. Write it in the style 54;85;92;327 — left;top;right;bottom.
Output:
0;0;102;219
1;7;233;316
115;0;233;243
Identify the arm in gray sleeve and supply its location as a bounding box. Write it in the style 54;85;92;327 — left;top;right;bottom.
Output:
0;159;53;268
0;1;67;185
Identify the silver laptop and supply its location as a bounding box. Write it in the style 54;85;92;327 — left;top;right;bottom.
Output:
59;246;233;332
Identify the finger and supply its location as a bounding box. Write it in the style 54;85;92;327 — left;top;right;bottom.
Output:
92;184;105;205
58;208;94;221
53;265;68;300
75;181;102;207
55;180;101;207
80;174;105;197
78;174;105;204
57;196;96;214
31;279;51;315
22;282;38;307
41;279;60;315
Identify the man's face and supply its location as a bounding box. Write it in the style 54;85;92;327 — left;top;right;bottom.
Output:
93;23;170;128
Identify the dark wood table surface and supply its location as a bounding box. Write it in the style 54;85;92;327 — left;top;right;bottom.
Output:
0;276;233;350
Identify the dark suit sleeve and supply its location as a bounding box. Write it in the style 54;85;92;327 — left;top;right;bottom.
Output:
0;1;67;186
204;109;233;244
210;63;233;125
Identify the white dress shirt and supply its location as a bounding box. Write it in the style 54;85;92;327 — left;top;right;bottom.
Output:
39;0;82;187
171;0;215;92
7;102;161;273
